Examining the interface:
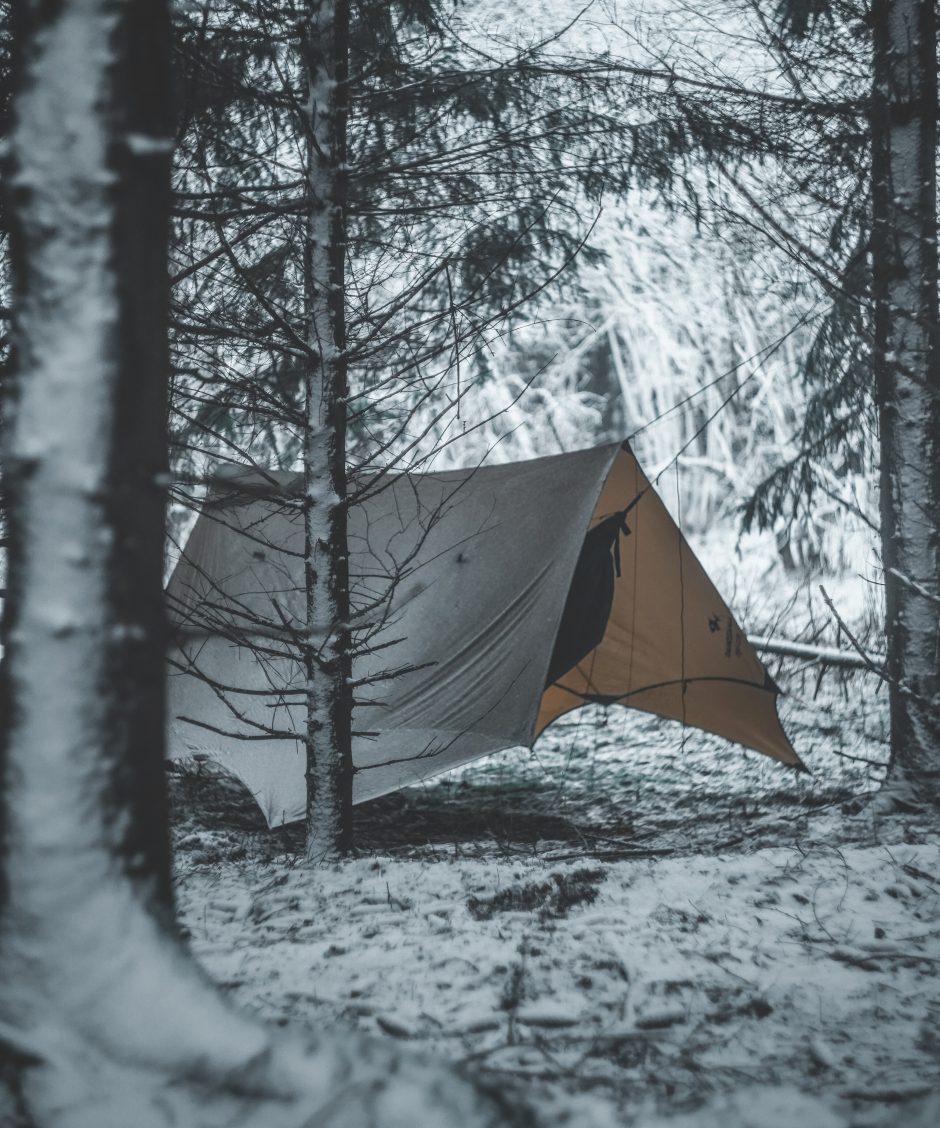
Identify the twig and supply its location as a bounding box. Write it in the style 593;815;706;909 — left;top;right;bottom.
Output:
843;1082;933;1103
888;567;940;608
818;586;888;681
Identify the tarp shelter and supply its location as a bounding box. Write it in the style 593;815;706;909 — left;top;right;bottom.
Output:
166;442;801;826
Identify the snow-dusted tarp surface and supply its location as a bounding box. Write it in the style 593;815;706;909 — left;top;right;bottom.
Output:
166;443;798;826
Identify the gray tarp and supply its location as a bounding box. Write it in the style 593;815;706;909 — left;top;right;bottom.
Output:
167;443;799;826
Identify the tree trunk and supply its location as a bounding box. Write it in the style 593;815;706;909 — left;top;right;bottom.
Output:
2;0;175;927
870;0;940;806
0;0;271;1109
1;0;179;1001
302;0;354;861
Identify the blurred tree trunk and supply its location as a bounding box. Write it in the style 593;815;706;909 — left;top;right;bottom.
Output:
870;0;940;806
0;0;263;1116
1;0;177;973
301;0;354;862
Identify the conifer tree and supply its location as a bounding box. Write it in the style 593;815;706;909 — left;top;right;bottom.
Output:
300;0;354;860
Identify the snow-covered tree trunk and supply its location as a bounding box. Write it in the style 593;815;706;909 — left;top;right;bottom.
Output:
2;0;175;921
0;0;273;1114
870;0;940;806
1;0;178;991
302;0;354;861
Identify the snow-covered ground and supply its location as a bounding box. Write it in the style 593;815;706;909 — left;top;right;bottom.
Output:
169;541;936;1127
171;690;934;1126
174;814;940;1127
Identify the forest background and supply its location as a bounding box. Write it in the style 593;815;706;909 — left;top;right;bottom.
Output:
1;0;939;1126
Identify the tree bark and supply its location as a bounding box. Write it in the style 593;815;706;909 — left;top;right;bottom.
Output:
870;0;940;806
302;0;354;861
1;0;178;985
2;0;175;926
0;0;272;1109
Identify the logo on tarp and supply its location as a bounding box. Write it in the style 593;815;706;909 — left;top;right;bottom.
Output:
709;613;742;657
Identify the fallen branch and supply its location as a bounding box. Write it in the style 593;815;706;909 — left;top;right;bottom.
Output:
749;634;885;670
540;848;674;862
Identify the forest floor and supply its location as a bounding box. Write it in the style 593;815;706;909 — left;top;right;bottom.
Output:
170;543;940;1128
171;716;940;1128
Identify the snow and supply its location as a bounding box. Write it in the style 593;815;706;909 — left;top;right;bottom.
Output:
169;537;935;1126
174;822;940;1125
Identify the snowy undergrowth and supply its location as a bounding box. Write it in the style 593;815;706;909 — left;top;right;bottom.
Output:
175;832;940;1128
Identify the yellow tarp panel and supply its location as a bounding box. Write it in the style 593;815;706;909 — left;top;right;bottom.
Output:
537;446;801;769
